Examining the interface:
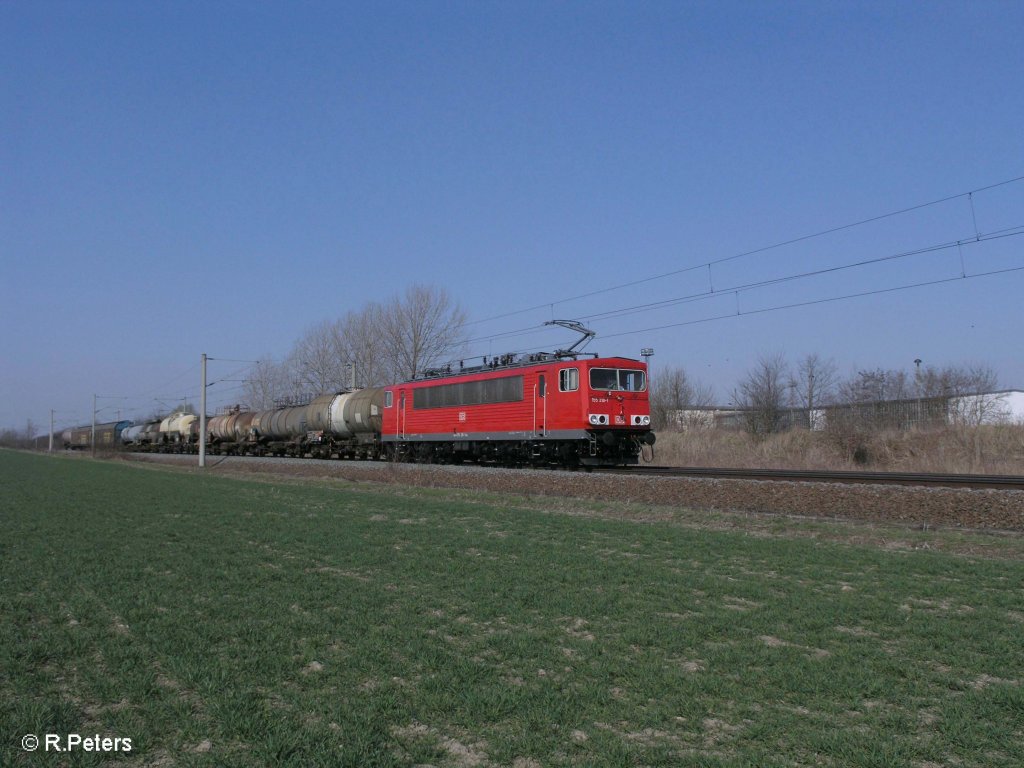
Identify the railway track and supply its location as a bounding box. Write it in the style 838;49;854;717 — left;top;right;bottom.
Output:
602;465;1024;491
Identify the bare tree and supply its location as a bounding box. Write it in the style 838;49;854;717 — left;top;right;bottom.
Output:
917;363;1007;428
379;284;467;381
733;353;790;434
839;368;910;404
0;426;23;448
0;420;39;449
243;284;467;401
650;365;714;430
788;353;837;429
914;362;998;399
244;358;295;409
288;320;351;396
335;304;389;387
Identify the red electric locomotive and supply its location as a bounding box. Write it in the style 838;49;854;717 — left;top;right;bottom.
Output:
380;352;655;467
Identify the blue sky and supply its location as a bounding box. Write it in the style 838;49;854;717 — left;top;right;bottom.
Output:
2;1;1022;430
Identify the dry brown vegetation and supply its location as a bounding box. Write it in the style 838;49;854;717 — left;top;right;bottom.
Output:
654;424;1024;475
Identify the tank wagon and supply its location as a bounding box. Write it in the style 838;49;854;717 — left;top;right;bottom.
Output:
160;412;198;448
205;389;385;459
121;420;160;446
207;410;254;453
301;388;384;458
120;413;196;449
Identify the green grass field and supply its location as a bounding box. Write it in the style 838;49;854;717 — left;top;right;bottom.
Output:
1;450;1022;767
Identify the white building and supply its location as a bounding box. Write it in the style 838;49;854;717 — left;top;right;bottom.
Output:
669;390;1024;431
948;390;1024;425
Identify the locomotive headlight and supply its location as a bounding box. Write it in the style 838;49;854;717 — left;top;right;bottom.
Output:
632;415;651;426
588;414;609;425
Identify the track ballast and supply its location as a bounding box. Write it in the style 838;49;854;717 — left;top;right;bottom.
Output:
599;465;1024;491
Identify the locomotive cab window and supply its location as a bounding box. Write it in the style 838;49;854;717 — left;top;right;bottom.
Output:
589;368;647;392
559;368;579;392
385;391;393;408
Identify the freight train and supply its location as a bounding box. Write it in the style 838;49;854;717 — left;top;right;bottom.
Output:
63;351;656;467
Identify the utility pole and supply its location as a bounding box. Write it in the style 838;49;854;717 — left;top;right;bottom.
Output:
914;358;923;427
49;409;54;453
199;352;207;468
91;394;97;458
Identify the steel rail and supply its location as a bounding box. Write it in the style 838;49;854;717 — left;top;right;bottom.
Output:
600;466;1024;491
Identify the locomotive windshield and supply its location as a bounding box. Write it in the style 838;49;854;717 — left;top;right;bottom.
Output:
589;368;647;392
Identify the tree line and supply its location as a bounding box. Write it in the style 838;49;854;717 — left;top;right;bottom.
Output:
652;353;1009;432
0;420;40;450
243;284;467;408
5;285;1011;441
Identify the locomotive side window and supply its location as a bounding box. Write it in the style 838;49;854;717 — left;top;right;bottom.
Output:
559;368;579;392
385;391;393;408
589;368;647;392
414;375;524;410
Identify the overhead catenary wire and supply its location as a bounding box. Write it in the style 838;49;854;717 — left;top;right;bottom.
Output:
42;174;1023;428
457;225;1024;349
64;359;262;428
458;173;1024;329
450;259;1024;363
577;226;1024;325
600;263;1024;341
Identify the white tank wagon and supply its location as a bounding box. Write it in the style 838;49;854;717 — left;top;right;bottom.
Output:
337;388;385;438
122;424;146;445
158;412;197;446
120;421;164;448
302;388;385;458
